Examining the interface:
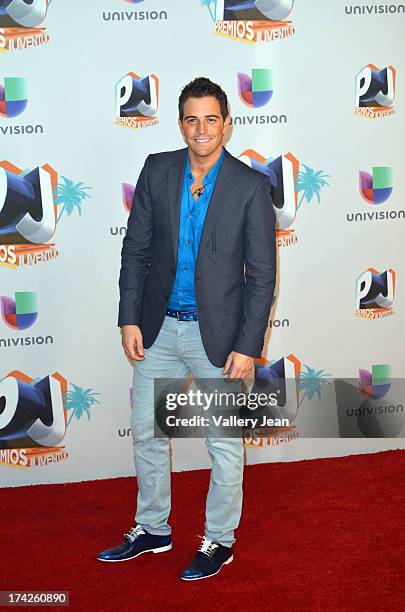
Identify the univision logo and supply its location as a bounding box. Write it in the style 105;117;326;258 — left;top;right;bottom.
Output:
345;4;405;14
360;166;393;204
233;68;287;126
110;182;134;237
122;182;135;213
0;77;45;136
238;69;273;108
103;0;167;22
339;363;404;438
359;364;391;400
0;77;27;118
346;166;405;222
268;295;290;328
1;292;38;329
0;291;54;348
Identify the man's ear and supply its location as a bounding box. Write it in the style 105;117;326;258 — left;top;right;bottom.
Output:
178;118;184;135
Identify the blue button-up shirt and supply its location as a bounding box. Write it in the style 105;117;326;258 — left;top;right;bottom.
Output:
168;149;224;311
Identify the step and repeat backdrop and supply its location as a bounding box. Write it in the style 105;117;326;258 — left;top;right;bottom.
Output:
1;0;404;486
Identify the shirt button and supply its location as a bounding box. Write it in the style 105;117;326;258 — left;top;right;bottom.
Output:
183;267;187;271
186;240;192;245
188;213;192;218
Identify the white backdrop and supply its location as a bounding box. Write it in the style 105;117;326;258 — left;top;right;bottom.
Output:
1;0;404;487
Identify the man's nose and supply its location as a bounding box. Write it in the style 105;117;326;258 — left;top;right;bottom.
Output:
197;120;208;133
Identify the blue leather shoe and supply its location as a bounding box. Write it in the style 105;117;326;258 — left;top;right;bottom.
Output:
97;525;172;562
180;537;233;581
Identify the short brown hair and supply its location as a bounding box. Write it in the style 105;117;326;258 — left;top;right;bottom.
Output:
178;77;229;121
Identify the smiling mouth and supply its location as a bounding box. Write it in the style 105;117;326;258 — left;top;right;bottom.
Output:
194;138;212;143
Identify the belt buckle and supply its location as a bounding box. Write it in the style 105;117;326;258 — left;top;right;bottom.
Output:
176;311;181;321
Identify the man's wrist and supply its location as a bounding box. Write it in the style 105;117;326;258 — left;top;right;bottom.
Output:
118;321;140;328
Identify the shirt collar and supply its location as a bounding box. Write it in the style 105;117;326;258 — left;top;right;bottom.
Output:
185;147;225;186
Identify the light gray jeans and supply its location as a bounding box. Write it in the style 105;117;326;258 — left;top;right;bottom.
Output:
130;315;244;547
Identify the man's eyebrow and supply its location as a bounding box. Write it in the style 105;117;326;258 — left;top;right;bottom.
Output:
183;114;220;120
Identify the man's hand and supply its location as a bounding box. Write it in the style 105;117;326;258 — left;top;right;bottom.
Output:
121;325;145;361
222;351;254;381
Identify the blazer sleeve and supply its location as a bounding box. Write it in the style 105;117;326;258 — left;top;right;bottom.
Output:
118;155;153;327
232;175;276;358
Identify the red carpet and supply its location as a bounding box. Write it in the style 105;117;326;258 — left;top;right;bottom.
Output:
1;450;404;611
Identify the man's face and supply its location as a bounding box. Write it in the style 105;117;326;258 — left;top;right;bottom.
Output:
178;96;229;159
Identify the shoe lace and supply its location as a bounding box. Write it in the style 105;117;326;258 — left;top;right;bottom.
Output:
124;525;145;542
198;536;219;557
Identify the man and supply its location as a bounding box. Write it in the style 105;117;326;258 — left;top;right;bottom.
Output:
98;78;276;580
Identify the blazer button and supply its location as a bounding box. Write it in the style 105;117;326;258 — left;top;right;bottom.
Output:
170;268;175;274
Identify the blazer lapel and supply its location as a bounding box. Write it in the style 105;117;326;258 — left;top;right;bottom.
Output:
196;149;234;265
167;150;187;265
167;147;236;267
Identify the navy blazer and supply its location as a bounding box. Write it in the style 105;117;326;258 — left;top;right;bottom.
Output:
118;147;276;367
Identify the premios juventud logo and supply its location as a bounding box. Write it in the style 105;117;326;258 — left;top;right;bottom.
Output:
355;267;396;319
0;371;99;468
0;161;92;268
201;0;295;44
115;72;159;129
243;354;329;448
239;149;330;246
354;64;396;118
0;0;53;53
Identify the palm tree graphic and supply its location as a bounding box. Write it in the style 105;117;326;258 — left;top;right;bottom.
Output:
253;360;330;409
201;0;216;21
0;378;99;435
65;384;100;428
297;365;330;408
295;165;330;211
55;176;92;224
